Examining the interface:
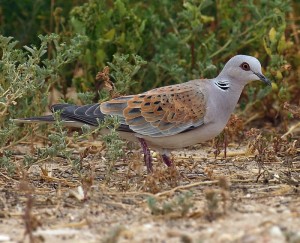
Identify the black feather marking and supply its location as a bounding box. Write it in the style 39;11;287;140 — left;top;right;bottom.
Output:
215;81;230;91
132;100;142;104
128;108;141;114
157;106;163;111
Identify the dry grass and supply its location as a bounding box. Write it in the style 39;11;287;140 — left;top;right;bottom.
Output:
0;133;299;242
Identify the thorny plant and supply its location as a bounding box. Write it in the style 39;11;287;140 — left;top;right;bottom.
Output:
272;136;299;185
213;115;244;158
246;128;299;185
247;128;279;182
205;176;230;221
19;178;43;243
143;165;181;193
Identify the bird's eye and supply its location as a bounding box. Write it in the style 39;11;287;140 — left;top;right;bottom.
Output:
240;62;250;71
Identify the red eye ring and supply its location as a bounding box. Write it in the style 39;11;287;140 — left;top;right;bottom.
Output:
240;62;250;71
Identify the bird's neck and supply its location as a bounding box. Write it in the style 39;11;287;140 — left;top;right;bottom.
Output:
212;77;246;122
215;74;246;93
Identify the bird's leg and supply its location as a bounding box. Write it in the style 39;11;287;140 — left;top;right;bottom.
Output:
161;154;172;167
138;138;153;173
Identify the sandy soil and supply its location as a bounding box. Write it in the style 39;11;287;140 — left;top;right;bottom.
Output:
0;141;299;243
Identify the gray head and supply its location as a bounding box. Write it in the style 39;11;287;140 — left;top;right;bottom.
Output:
217;55;271;86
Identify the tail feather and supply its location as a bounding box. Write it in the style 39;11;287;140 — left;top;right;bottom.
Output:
15;103;107;128
54;103;104;126
14;103;135;132
13;115;86;128
15;115;55;123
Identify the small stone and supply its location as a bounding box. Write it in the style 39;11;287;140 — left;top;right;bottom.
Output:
267;207;277;214
269;225;285;242
204;227;214;235
218;233;233;242
27;164;41;176
269;226;283;237
0;235;10;241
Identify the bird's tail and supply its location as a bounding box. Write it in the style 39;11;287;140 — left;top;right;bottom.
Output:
13;115;55;124
13;115;88;128
13;103;103;128
14;103;134;133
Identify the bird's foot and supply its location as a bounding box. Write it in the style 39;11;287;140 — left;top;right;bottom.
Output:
161;154;173;167
138;138;153;173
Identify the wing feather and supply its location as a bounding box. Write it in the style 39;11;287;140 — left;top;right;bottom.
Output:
100;80;207;137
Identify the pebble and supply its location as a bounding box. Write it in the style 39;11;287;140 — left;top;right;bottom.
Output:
0;235;10;241
269;225;285;242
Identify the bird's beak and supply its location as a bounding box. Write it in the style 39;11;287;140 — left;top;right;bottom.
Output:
253;72;271;86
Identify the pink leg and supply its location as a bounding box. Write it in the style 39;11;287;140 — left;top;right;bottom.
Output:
161;154;172;167
138;138;153;173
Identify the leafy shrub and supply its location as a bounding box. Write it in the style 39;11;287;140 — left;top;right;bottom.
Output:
69;0;292;94
0;34;88;146
0;0;299;175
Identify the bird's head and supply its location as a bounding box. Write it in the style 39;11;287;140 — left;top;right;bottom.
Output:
218;55;271;86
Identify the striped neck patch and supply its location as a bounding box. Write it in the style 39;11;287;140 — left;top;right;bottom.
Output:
215;80;230;91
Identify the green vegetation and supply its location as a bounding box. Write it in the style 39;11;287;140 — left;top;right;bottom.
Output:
0;2;299;241
147;191;194;216
0;0;299;176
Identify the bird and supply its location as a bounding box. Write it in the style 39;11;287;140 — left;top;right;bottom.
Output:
15;55;271;172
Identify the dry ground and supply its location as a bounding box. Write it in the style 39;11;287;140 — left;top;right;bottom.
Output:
0;138;299;243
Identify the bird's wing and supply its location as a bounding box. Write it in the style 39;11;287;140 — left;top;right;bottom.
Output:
100;81;207;137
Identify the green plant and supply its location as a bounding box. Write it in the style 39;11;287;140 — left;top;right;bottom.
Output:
0;34;87;174
205;176;230;221
0;0;298;179
0;1;85;46
69;0;292;94
147;191;194;216
0;34;87;146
